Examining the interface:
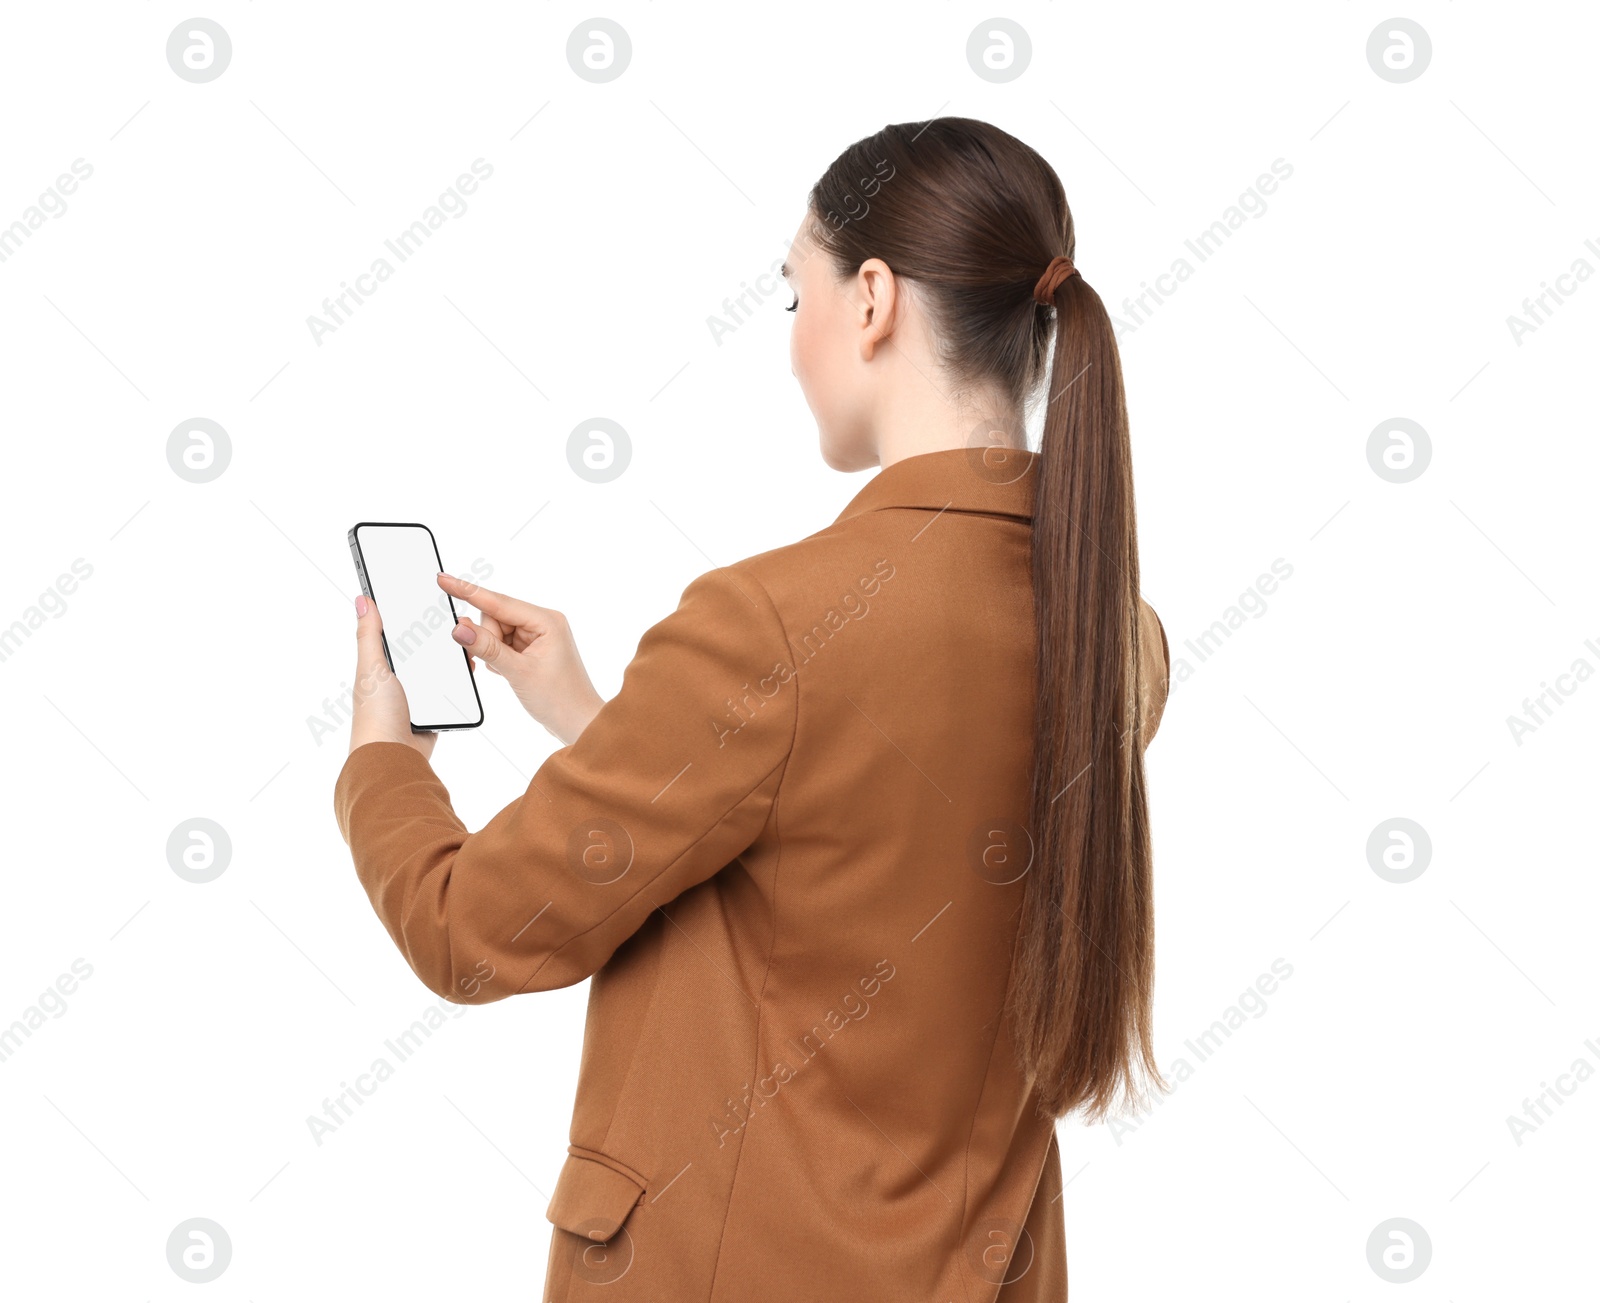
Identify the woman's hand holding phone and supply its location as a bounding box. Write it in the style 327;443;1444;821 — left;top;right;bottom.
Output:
349;594;439;760
437;574;606;747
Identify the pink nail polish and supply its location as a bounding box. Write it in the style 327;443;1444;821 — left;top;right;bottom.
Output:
355;595;369;616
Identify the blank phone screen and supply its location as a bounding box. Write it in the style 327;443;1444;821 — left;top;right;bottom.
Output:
353;524;483;729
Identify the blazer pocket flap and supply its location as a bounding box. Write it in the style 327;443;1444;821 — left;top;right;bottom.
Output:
546;1148;646;1242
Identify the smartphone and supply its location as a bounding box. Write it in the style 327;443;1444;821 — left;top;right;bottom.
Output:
347;522;484;732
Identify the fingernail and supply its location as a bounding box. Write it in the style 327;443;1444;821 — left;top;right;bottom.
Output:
452;620;475;645
355;595;369;616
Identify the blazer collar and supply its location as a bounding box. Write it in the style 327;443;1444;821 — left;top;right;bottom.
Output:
832;446;1039;525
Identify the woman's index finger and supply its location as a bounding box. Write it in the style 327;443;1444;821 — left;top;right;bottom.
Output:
437;572;532;624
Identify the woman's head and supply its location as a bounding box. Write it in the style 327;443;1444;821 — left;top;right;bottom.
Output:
784;117;1077;471
790;117;1158;1124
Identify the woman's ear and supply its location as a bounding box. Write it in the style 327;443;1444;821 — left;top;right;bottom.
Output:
855;258;898;361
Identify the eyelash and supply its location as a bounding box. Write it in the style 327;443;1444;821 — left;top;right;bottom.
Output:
786;294;798;312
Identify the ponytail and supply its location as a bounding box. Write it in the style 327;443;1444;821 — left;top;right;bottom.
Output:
1007;268;1161;1121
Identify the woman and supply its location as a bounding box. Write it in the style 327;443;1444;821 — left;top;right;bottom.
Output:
336;116;1170;1301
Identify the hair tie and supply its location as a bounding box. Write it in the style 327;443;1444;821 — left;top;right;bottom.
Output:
1033;255;1078;305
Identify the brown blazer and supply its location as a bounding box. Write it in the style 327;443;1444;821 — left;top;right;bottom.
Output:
335;446;1170;1302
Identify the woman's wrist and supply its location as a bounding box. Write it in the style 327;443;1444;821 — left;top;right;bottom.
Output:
550;689;606;747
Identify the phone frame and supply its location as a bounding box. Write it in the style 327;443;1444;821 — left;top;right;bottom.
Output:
347;521;485;733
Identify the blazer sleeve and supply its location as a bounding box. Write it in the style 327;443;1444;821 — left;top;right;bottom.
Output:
1137;599;1171;748
333;565;797;1004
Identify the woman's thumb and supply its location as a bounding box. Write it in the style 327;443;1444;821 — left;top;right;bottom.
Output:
354;595;390;679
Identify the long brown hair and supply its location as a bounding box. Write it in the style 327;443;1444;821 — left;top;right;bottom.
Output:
807;118;1160;1121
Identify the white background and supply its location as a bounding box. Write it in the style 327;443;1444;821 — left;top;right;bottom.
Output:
1;2;1595;1298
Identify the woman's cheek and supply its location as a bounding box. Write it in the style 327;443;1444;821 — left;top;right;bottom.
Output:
790;315;816;396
